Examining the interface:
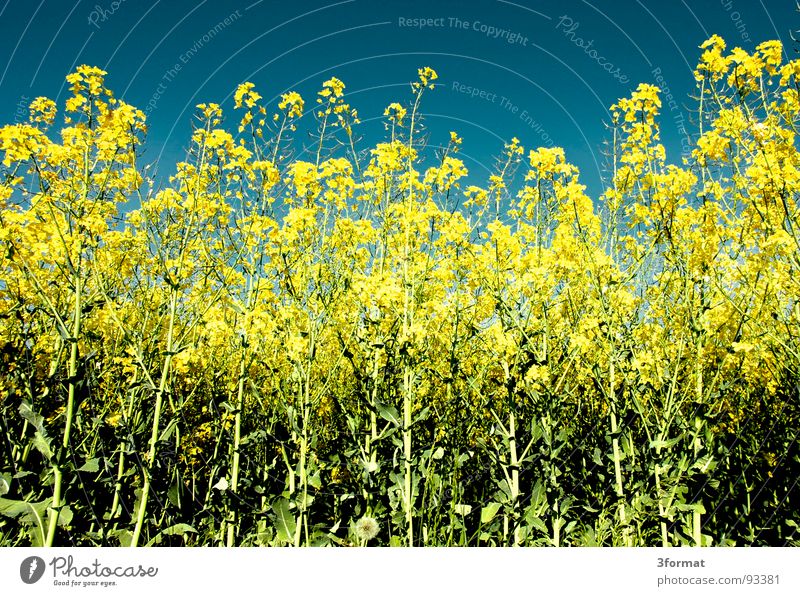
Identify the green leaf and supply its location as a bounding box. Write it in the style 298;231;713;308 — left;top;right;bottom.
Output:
495;480;512;504
692;455;715;473
167;482;181;507
219;401;237;414
27;524;45;547
18;401;45;431
158;418;179;443
528;480;548;516
413;406;431;424
145;524;196;546
0;497;49;521
0;497;49;544
559;496;575;516
480;502;502;524
256;527;274;546
297;493;314;509
528;516;548;535
58;505;73;527
109;529;132;547
20;402;54;461
76;458;101;473
453;503;472;516
676;502;706;514
649;436;683;451
0;473;10;497
272;498;296;544
32;431;53;460
377;402;401;427
389;535;403;547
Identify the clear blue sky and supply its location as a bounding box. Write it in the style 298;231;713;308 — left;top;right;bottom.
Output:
0;0;797;195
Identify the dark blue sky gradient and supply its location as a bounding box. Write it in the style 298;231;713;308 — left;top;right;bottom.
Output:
0;0;797;196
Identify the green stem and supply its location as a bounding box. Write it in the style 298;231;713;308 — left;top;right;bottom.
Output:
225;355;247;547
109;369;139;524
45;261;82;547
508;412;520;547
130;289;178;547
403;365;413;546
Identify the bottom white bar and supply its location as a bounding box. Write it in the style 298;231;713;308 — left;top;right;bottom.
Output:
2;547;798;595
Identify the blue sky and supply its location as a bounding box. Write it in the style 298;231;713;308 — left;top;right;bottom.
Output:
0;0;797;196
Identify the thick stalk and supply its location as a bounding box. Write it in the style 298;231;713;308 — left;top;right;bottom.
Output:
225;355;247;547
693;510;702;547
508;412;521;547
130;289;178;547
403;365;413;545
609;357;631;545
109;369;139;523
400;92;422;547
363;348;380;508
293;358;311;547
553;500;561;547
45;260;82;547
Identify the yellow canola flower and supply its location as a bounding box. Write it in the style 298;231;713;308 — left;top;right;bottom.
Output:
234;82;262;109
28;97;57;126
279;91;304;119
384;102;407;125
